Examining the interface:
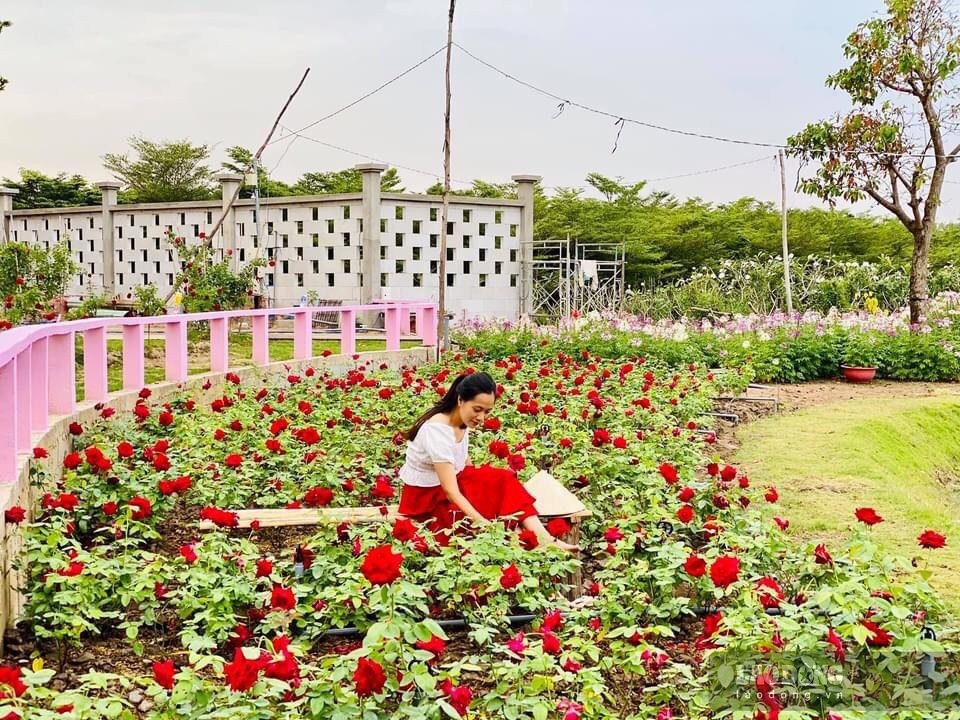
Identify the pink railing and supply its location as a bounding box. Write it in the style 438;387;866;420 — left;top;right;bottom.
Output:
0;301;438;484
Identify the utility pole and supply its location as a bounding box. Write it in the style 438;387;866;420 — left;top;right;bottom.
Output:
778;150;794;314
437;0;455;359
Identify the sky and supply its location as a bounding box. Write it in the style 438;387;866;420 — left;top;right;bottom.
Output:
3;0;960;219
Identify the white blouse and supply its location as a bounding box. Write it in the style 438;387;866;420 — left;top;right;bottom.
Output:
399;421;469;487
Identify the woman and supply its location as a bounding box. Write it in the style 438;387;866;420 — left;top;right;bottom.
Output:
398;371;579;551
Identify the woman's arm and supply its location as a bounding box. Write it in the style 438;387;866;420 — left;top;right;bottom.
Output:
435;462;487;525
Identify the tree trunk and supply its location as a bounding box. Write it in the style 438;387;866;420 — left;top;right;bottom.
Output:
908;226;932;325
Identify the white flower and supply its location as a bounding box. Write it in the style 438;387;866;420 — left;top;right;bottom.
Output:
742;340;751;349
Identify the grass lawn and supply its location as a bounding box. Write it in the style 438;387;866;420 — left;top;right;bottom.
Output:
74;331;422;397
734;395;960;606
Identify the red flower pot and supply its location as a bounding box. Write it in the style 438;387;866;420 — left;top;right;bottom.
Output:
840;365;876;384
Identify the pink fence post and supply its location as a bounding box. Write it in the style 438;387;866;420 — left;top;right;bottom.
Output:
47;331;76;415
252;315;269;365
415;308;424;338
294;310;313;360
385;306;402;351
0;360;17;483
30;336;48;432
83;326;108;404
340;309;356;356
165;320;188;383
420;305;438;347
15;351;32;452
210;317;229;373
122;324;145;391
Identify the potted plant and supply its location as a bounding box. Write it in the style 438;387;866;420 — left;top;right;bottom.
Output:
840;332;883;383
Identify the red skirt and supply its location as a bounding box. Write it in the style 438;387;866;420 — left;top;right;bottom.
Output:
399;463;537;537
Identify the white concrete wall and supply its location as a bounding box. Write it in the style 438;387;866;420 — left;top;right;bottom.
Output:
10;182;529;321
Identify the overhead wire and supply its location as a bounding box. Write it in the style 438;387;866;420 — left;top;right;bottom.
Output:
452;42;960;162
267;46;447;145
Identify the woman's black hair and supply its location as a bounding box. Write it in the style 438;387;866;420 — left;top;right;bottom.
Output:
406;371;497;440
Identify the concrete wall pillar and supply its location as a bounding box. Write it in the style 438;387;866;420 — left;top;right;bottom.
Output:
512;175;540;319
215;173;243;271
95;181;122;297
357;163;387;323
0;188;18;244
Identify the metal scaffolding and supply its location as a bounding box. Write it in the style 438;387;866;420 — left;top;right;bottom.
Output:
528;237;625;323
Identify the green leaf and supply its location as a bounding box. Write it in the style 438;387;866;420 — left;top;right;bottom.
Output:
716;664;736;688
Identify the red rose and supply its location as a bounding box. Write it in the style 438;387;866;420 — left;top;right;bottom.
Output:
225;454;243;468
709;555;740;589
270;585;297;611
224;647;266;692
855;507;883;525
499;563;522;590
378;387;394;400
353;657;386;697
58;561;84;577
658;463;679;484
488;440;510;459
918;530;947;549
676;504;694;524
826;627;846;663
684;555;706;577
256;559;273;578
269;417;289;436
63;452;82;470
518;528;539;550
720;465;737;482
0;664;27;698
507;453;526;472
764;487;779;503
295;427;321;445
304;487;333;507
558;437;573;449
415;634;446;656
591;429;611;447
128;496;153;521
102;501;118;516
392;518;417;542
483;417;501;431
68;422;83;436
179;544;198;564
814;544;833;565
360;545;403;585
542;630;561;655
372;475;395;499
4;507;25;524
200;506;239;528
861;619;893;647
158;411;174;426
117;441;135;458
32;447;48;459
545;518;570;538
152;660;176;690
678;486;695;502
152;453;170;471
755;577;784;609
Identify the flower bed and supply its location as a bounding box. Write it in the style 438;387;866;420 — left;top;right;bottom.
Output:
456;293;960;383
1;350;956;718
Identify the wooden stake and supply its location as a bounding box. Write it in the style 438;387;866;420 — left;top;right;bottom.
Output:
779;150;794;314
437;0;455;360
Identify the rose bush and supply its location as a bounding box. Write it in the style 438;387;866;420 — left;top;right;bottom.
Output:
3;345;956;718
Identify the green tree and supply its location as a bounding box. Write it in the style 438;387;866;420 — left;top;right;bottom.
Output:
220;146;293;199
3;169;101;209
103;137;215;203
425;179;517;197
292;167;403;195
787;0;960;323
0;20;10;93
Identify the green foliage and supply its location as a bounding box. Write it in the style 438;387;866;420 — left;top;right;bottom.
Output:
425;179;517;198
623;253;960;318
167;230;264;312
0;241;76;325
3;168;101;209
132;285;165;317
103;137;216;203
293;167;403;195
220;146;294;199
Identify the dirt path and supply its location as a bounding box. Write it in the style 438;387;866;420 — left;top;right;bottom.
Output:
711;379;960;457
